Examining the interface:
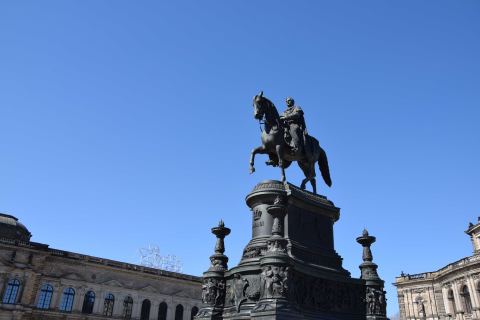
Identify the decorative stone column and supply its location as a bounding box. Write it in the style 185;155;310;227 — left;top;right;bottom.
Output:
251;196;302;319
264;196;288;257
196;220;230;320
357;229;388;320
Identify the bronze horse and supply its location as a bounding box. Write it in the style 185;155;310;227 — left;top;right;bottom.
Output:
249;92;332;194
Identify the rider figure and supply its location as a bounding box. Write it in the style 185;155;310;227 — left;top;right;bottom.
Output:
281;97;307;155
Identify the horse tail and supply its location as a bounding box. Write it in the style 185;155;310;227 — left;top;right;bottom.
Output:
318;146;332;187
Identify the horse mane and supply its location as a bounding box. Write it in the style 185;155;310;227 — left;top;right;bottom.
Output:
262;96;281;126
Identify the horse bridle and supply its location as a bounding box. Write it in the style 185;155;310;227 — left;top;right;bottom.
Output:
258;117;265;132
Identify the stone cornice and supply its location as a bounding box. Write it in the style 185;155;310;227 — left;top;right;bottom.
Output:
0;237;201;283
394;253;480;287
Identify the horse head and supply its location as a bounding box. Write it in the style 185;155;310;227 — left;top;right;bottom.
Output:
253;91;269;120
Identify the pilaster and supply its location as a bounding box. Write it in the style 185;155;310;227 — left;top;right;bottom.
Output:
93;289;104;314
132;298;141;319
150;301;159;320
453;284;464;314
112;294;123;317
73;286;84;312
443;286;452;316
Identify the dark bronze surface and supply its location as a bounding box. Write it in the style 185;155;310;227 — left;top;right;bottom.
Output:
249;92;332;194
196;181;388;320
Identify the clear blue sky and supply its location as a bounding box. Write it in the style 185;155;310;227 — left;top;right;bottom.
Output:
1;1;479;316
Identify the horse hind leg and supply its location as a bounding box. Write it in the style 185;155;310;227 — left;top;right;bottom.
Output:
300;177;309;190
298;161;310;190
300;161;318;194
308;162;317;194
311;178;317;194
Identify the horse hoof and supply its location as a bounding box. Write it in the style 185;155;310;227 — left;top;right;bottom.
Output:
249;167;255;174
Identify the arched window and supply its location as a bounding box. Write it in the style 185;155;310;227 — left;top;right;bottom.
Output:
103;293;115;316
37;284;54;309
123;296;133;319
59;287;75;312
448;289;456;314
158;301;168;320
461;285;473;314
82;290;95;314
191;306;199;320
140;299;151;320
2;279;20;304
175;304;184;320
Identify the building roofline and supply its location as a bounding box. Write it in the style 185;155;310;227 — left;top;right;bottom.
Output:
394;253;480;286
466;222;480;235
0;237;202;283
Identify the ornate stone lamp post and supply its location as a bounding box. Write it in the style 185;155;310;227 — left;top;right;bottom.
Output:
357;229;387;320
356;229;380;281
197;220;230;320
209;220;231;272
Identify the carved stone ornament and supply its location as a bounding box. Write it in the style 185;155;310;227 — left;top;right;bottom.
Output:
366;287;387;316
207;221;231;272
253;208;262;220
232;274;249;312
250;182;286;193
202;278;226;307
260;266;289;299
242;245;266;259
287;271;364;313
413;288;426;293
266;238;287;253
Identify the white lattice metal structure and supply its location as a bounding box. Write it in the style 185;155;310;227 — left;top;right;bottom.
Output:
138;244;183;273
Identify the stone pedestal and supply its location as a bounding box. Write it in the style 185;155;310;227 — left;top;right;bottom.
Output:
196;180;388;320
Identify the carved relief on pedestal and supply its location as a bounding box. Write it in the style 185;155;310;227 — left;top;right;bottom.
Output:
232;274;259;311
201;278;226;307
260;266;289;299
224;274;261;315
286;270;364;313
366;287;387;316
242;245;267;259
266;239;286;253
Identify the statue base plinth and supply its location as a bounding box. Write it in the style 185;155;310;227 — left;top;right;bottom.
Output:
196;181;388;320
250;299;304;320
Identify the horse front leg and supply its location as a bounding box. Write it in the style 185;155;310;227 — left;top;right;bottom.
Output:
276;145;286;183
250;145;266;174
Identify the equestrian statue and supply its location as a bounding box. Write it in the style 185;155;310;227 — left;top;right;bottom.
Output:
249;92;332;194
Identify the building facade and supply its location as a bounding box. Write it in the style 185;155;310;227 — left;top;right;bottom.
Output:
394;218;480;320
0;213;201;320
